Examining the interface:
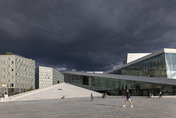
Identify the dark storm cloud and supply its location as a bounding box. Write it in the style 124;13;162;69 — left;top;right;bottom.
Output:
0;0;176;71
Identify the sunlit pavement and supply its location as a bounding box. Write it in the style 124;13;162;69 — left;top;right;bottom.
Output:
0;96;176;118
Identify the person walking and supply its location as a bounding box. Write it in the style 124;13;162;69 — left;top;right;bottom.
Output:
102;93;105;98
123;89;133;107
91;92;94;101
159;91;162;98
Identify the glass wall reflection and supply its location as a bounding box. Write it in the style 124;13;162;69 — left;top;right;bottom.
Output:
112;53;168;78
165;53;176;79
65;73;176;96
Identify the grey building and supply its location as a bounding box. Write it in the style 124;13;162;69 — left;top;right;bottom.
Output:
0;52;35;96
35;66;64;89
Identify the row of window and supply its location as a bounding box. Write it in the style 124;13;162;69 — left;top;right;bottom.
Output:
1;72;34;78
39;82;52;84
6;83;34;88
0;61;14;65
0;59;34;66
39;69;52;73
0;66;34;72
39;73;52;76
1;79;34;83
39;76;52;79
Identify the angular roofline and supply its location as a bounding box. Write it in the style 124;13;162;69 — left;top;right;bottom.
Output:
65;71;176;86
127;53;151;55
106;48;176;74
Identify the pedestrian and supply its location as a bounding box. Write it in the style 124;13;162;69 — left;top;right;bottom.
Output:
123;89;133;107
159;91;162;98
91;92;94;101
122;92;125;98
102;93;105;98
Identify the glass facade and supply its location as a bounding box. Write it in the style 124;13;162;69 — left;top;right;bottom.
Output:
165;53;176;79
111;53;170;78
65;73;176;96
64;49;176;96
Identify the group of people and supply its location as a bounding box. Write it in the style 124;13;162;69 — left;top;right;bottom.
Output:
91;89;133;107
91;90;163;107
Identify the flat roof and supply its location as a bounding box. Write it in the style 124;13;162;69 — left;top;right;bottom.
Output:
0;53;35;61
106;48;176;74
65;71;176;86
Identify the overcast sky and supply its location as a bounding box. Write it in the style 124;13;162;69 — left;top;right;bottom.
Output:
0;0;176;72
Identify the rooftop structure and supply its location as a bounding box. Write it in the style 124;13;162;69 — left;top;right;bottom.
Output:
86;71;103;74
123;53;151;65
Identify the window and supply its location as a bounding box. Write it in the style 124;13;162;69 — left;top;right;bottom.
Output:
11;83;14;87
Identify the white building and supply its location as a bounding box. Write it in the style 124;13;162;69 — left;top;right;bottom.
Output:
87;71;103;74
35;66;64;89
0;52;35;96
123;53;151;65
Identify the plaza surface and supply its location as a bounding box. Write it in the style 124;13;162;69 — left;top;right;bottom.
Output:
3;83;101;102
0;96;176;118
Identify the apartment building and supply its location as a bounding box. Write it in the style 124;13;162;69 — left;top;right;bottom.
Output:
35;66;64;89
0;52;35;95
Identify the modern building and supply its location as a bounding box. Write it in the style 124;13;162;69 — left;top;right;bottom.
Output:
0;52;35;96
107;48;176;79
35;66;64;89
64;48;176;96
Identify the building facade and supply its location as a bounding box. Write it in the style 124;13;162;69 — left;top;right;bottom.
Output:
65;72;176;96
35;66;64;89
107;48;176;79
65;48;176;96
0;52;35;96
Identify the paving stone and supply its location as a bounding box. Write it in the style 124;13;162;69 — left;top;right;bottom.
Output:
0;96;176;118
3;83;101;102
